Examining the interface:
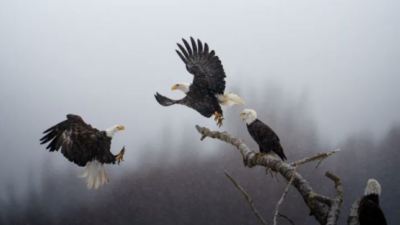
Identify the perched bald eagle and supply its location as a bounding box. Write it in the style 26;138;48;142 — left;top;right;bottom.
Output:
358;179;387;225
155;37;244;127
239;109;287;161
40;114;125;190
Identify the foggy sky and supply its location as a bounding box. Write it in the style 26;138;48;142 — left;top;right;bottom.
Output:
1;0;400;205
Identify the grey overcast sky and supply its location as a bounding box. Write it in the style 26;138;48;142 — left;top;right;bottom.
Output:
0;0;400;193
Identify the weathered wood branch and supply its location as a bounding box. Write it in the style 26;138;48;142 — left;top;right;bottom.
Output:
309;192;334;207
195;125;342;225
224;171;267;225
347;198;361;225
278;213;295;225
290;149;340;167
325;172;344;225
273;165;298;225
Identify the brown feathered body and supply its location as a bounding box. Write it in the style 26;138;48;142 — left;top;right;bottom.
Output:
247;119;287;161
40;114;118;167
358;194;387;225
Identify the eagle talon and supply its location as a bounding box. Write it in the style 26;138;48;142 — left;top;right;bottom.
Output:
115;146;125;165
255;152;265;158
216;118;223;127
214;112;224;127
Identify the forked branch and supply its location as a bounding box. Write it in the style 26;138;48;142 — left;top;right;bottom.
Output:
195;125;342;225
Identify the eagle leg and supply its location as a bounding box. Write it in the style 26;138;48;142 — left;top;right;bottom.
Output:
255;152;266;158
115;146;125;165
214;112;224;127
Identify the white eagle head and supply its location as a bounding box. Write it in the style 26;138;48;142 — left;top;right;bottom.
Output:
364;179;382;196
105;125;125;138
239;109;257;124
171;83;190;94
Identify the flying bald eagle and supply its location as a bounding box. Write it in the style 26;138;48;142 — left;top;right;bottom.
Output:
239;109;287;161
358;179;387;225
39;114;125;190
155;37;244;127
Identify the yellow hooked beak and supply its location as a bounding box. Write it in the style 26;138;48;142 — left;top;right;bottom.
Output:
117;125;125;130
171;85;178;91
239;112;246;121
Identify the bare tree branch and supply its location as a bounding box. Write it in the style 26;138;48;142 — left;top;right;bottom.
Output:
325;172;344;225
290;149;341;167
195;125;342;225
278;213;295;225
347;198;361;225
309;192;334;207
224;171;267;225
273;165;298;225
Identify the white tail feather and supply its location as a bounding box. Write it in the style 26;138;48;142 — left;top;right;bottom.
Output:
217;92;245;106
78;160;109;190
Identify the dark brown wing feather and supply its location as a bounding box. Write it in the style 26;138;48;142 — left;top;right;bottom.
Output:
176;37;226;94
358;195;387;225
182;85;222;118
154;92;181;106
154;90;221;118
40;114;116;166
247;119;287;161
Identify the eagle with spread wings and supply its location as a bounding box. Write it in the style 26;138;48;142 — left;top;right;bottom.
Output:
155;37;244;127
40;114;125;189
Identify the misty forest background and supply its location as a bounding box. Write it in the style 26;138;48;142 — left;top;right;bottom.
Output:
1;86;399;225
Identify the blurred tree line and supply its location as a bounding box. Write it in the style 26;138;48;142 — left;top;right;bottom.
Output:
1;87;399;225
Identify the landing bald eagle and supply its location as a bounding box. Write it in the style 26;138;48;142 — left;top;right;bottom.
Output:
240;109;287;161
358;179;387;225
155;37;244;127
40;114;125;190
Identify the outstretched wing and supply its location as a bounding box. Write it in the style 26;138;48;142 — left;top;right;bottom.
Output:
154;92;181;106
176;37;226;94
40;114;102;166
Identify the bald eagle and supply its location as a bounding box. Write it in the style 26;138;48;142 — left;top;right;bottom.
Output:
155;37;244;127
358;179;387;225
239;109;287;161
39;114;125;190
